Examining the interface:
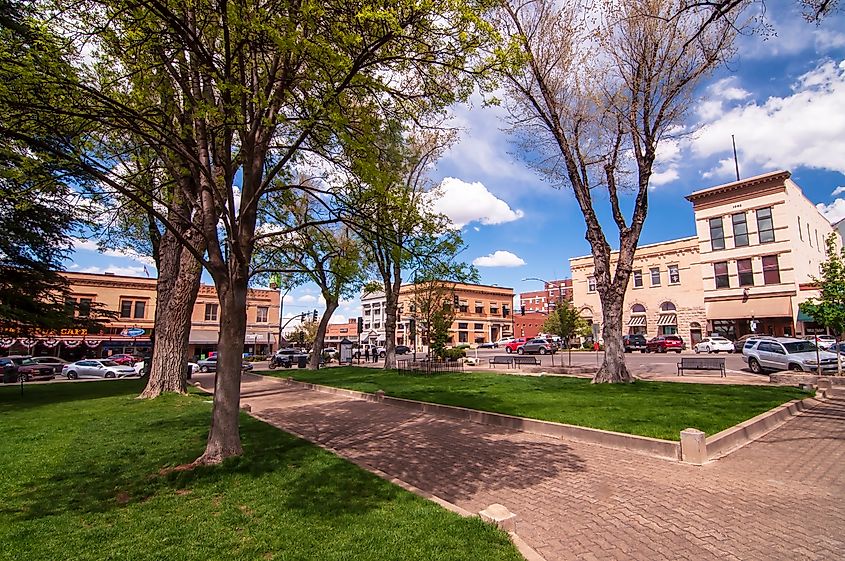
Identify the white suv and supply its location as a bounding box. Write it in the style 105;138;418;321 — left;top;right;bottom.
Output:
742;337;843;373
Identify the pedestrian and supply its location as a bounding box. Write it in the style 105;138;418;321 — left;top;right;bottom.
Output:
364;347;370;361
373;348;379;362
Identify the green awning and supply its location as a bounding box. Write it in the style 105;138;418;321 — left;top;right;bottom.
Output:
797;309;815;322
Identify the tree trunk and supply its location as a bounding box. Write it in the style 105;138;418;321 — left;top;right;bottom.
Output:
309;300;338;369
195;278;247;465
139;234;202;398
592;290;632;383
382;271;401;369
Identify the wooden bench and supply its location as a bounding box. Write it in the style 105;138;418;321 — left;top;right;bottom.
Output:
513;356;540;368
489;356;513;368
677;357;726;377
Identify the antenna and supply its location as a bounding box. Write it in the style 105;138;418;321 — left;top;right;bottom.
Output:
731;134;740;181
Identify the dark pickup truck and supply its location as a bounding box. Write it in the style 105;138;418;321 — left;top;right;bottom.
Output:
1;356;55;382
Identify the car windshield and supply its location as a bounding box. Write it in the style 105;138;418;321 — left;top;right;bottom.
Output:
712;337;730;343
783;341;818;353
666;336;682;341
100;360;120;367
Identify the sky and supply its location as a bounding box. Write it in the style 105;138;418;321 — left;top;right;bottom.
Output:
65;1;845;324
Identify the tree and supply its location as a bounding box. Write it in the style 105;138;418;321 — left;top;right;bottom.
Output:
2;1;496;464
289;320;319;350
494;0;738;383
542;301;589;366
799;233;845;376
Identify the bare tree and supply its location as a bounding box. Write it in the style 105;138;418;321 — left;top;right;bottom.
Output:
496;0;739;382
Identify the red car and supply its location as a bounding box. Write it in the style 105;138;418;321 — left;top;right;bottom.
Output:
645;335;685;353
109;353;138;366
504;337;529;354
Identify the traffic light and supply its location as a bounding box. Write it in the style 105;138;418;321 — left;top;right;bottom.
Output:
520;305;525;316
312;309;318;322
453;294;459;309
357;316;364;334
502;305;509;318
300;312;305;322
298;331;304;343
409;318;416;338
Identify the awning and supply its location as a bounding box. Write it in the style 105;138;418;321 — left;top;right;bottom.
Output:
706;296;792;320
797;309;815;322
628;315;646;326
189;329;219;344
657;314;677;326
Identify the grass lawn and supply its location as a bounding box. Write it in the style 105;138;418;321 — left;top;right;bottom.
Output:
0;380;523;561
264;366;810;440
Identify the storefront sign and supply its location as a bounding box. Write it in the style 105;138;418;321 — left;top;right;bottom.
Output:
120;328;146;338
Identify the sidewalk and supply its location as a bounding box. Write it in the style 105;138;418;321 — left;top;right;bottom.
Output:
196;373;845;561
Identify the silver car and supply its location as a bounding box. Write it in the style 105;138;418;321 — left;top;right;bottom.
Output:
742;337;843;374
62;359;137;379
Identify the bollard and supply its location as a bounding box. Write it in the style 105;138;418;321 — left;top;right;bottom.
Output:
479;504;517;533
680;428;707;465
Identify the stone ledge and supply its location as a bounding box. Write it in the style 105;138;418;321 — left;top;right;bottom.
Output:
705;396;823;460
769;373;845;386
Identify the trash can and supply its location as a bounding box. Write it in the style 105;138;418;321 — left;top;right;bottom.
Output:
297;355;307;369
186;363;193;380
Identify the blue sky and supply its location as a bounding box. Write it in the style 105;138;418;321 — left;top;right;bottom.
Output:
66;1;845;323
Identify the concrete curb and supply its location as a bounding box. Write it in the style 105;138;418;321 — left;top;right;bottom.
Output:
704;395;824;461
282;378;682;462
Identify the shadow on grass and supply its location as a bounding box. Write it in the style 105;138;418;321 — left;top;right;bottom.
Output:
0;378;148;412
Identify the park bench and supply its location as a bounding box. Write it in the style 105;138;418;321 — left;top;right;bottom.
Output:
677;356;726;377
489;356;513;368
513;356;540;368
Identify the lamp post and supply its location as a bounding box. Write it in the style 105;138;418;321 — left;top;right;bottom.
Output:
270;278;292;352
523;277;564;366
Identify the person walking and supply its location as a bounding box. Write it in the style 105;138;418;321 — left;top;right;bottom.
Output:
364;347;370;362
372;347;379;362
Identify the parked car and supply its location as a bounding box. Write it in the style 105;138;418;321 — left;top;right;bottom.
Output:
270;349;308;368
830;342;845;355
504;337;529;354
394;345;411;355
693;336;734;354
732;334;774;353
477;341;497;349
742;337;843;373
1;356;55;382
62;359;137;379
518;338;558;355
133;360;198;375
494;337;514;348
196;357;254;373
622;334;647;353
807;334;837;350
30;356;70;374
645;335;685;353
108;353;139;366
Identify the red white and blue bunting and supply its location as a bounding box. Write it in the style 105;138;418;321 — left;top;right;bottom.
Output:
0;338;15;349
84;340;101;348
63;340;82;348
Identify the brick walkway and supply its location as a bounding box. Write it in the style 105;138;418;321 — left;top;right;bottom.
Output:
199;374;845;560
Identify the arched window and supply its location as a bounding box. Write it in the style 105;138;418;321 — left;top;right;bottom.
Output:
659;301;676;312
631;304;646;314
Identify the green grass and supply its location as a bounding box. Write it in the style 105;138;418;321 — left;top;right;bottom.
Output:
0;380;523;561
264;367;810;440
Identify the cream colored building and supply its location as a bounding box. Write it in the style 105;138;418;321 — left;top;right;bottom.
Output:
570;237;706;345
687;170;836;339
570;170;838;343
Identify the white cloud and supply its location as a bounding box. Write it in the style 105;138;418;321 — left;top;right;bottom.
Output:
650;168;680;186
693;60;845;177
297;294;317;304
472;250;526;268
72;237;157;267
430;177;524;228
817;199;845;223
832;186;845;196
74;264;149;277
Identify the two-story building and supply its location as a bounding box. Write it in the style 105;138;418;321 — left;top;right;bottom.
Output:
519;279;573;314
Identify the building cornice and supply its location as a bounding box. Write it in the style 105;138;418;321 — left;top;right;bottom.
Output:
685;170;790;203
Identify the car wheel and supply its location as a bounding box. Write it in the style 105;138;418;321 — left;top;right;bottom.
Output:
694;347;700;354
200;366;209;373
68;371;78;379
660;346;667;353
506;347;512;354
790;364;804;372
20;373;29;382
105;372;116;379
517;347;524;355
748;358;762;374
380;352;386;358
640;349;647;353
539;348;546;355
625;348;631;353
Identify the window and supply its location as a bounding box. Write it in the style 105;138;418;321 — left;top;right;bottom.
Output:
458;331;468;343
374;322;380;329
489;304;498;314
78;298;92;317
256;306;269;323
714;262;729;289
364;309;371;316
474;323;483;330
631;304;646;313
756;207;775;243
475;302;483;314
668;265;680;284
134;301;146;319
120;300;132;318
459;301;468;313
815;229;820;251
732;213;749;247
587;276;596;292
204;303;218;321
762;255;780;285
650;268;660;286
709;217;725;250
659;301;676;312
737;259;754;287
458;322;468;329
807;223;812;246
633;270;643;288
798;217;803;241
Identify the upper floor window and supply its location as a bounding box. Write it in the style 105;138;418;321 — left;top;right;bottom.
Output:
659;301;676;312
762;255;780;285
587;277;596;292
756;207;775;243
489;304;498;314
815;229;820;251
732;213;749;247
650;268;660;286
77;298;92;317
709;217;725;250
714;262;729;289
256;306;269;323
631;303;646;313
458;322;468;329
808;223;812;247
204;303;218;321
632;270;643;288
737;259;754;287
474;323;483;330
798;217;803;241
668;265;680;284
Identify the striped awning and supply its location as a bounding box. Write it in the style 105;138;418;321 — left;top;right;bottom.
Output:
628;315;646;326
657;314;677;326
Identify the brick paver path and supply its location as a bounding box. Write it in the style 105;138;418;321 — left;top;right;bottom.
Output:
200;374;845;560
